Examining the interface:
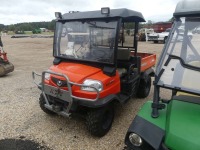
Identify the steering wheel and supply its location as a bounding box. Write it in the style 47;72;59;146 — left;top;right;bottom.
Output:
93;50;106;59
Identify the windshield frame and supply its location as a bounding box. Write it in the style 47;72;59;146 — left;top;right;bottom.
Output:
53;18;121;67
155;16;200;96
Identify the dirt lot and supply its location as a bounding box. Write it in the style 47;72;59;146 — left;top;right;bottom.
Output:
0;36;165;150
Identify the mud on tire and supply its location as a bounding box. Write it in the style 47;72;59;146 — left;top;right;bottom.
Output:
86;104;114;137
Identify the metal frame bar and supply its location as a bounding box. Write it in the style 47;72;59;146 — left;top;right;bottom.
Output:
32;70;100;116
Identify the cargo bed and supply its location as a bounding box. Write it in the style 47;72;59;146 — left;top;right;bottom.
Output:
131;52;156;72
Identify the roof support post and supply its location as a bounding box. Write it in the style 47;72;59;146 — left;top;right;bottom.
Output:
134;22;139;56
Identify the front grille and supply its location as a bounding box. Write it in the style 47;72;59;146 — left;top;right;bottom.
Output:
51;77;68;87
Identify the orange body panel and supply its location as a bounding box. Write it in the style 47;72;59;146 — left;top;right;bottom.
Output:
73;71;120;99
0;51;8;62
48;62;120;99
131;52;156;72
47;52;155;100
49;62;101;83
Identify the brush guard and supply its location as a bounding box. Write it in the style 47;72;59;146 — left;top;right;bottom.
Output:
32;70;100;117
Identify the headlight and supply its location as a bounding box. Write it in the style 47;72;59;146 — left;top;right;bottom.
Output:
44;70;51;80
129;133;142;147
81;79;103;92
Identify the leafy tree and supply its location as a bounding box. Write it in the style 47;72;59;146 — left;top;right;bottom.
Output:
0;24;5;32
8;24;15;31
147;20;153;25
124;23;135;29
2;20;56;33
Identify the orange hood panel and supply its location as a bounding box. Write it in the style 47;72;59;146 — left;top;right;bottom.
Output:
49;62;101;83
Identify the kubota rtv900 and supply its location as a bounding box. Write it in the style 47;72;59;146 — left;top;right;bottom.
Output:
33;8;156;137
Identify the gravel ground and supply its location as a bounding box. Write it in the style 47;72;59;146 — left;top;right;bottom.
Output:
0;36;165;150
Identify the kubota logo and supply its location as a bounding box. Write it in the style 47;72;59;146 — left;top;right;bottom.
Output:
57;80;62;87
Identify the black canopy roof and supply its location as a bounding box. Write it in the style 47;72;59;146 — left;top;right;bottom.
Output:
62;8;145;22
174;0;200;17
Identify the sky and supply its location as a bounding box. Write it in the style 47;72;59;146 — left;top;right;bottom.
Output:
0;0;181;25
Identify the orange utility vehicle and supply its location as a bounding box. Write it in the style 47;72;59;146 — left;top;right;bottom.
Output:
0;36;14;76
33;8;156;137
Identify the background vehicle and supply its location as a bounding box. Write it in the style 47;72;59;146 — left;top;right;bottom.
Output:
148;28;171;43
138;28;154;41
192;26;200;34
152;22;172;33
33;8;156;137
149;27;193;44
125;0;200;149
0;36;14;76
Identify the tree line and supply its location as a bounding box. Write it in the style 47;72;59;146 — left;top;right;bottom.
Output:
0;20;55;33
0;20;153;33
0;18;173;33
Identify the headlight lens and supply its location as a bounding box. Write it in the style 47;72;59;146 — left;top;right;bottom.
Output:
45;70;51;80
81;79;103;92
129;133;142;147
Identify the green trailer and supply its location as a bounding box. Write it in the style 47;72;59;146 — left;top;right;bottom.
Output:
125;0;200;149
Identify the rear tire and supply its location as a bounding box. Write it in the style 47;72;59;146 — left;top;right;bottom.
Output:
39;94;56;115
86;104;114;137
153;41;158;43
137;74;151;98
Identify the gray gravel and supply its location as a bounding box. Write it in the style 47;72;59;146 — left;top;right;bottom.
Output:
0;36;165;150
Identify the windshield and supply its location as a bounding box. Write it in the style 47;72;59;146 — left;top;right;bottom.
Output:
156;17;200;94
54;20;118;64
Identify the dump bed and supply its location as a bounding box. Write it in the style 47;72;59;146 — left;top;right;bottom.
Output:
131;52;156;72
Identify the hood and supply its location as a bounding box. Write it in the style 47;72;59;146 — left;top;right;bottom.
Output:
49;62;101;83
165;99;200;150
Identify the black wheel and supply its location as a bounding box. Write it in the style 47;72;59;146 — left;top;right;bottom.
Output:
86;104;114;137
123;146;134;150
0;65;6;77
153;40;158;43
137;74;151;98
39;94;55;115
164;37;168;44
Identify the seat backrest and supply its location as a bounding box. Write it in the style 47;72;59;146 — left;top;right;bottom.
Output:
65;42;75;56
117;48;130;61
67;42;74;49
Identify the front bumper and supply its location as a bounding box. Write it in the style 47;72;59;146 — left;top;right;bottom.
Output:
32;71;117;117
125;115;167;150
148;36;159;41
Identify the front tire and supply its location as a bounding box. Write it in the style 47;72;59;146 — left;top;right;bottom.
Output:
137;74;151;98
86;104;114;137
39;94;56;115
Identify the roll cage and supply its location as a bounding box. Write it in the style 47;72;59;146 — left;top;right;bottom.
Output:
53;8;145;68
